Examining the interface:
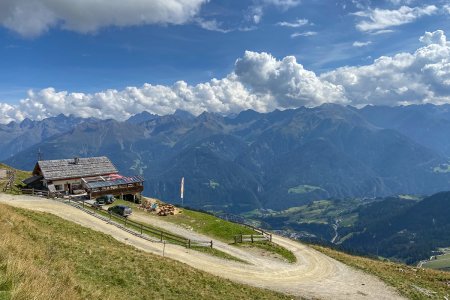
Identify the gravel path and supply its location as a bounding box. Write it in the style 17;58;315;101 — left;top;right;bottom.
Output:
0;194;405;300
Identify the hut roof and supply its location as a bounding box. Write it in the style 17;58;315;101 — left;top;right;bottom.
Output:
37;157;118;181
84;175;144;190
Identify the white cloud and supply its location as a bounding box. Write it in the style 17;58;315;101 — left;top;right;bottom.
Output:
262;0;301;10
234;51;347;107
354;5;437;32
0;0;207;37
444;4;450;14
291;31;317;38
196;18;231;33
3;30;450;123
277;18;309;27
353;41;372;47
322;30;450;106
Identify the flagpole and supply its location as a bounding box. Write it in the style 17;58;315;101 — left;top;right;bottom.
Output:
180;177;184;206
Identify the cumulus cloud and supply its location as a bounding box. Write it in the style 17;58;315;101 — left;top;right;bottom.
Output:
322;30;450;106
0;77;272;124
0;0;207;37
354;5;437;32
2;30;450;123
234;51;347;107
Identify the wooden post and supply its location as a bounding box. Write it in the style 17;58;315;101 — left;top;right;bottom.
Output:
32;188;34;195
124;218;127;227
160;232;163;242
188;239;191;249
140;224;143;235
234;235;237;244
83;200;85;208
251;234;254;243
210;240;213;249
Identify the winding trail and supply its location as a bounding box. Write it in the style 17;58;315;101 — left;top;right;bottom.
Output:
0;194;405;300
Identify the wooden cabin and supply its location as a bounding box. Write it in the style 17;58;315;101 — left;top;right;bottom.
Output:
23;156;144;200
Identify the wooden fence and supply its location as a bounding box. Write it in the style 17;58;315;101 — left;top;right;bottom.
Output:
80;199;213;248
21;190;213;249
234;233;271;244
102;208;212;248
2;170;16;192
215;212;272;243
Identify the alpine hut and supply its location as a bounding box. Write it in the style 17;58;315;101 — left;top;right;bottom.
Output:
23;156;144;200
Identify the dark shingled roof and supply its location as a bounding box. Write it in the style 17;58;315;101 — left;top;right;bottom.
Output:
23;175;43;185
84;175;144;189
38;157;118;181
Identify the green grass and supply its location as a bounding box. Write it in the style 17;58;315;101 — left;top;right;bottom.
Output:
311;244;450;299
154;206;297;264
192;247;247;264
287;185;325;194
422;252;450;271
166;209;255;242
0;164;31;195
236;241;297;263
0;203;290;300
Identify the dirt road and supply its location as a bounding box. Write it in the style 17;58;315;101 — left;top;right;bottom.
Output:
0;194;405;300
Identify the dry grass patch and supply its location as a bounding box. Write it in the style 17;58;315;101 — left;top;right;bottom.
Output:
0;203;290;300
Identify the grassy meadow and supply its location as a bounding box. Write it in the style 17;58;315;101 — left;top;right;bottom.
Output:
0;203;290;300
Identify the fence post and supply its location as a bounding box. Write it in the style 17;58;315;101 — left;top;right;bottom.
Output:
140;224;143;235
251;234;254;243
160;232;163;242
83;200;85;208
32;188;34;195
188;239;191;249
210;240;213;249
234;235;237;244
125;218;127;227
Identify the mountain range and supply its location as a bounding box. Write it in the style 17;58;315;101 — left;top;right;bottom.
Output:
3;104;450;213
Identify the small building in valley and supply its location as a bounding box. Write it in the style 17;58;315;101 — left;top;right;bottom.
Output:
23;156;144;200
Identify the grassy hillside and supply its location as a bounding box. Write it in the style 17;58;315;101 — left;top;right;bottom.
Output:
0;204;290;300
311;244;450;299
0;163;30;194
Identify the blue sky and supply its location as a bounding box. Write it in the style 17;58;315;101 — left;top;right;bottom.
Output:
0;0;450;123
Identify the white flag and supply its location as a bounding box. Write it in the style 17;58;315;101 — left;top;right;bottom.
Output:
180;177;184;199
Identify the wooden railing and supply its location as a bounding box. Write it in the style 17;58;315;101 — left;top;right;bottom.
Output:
214;212;272;242
46;196;213;249
234;233;271;244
